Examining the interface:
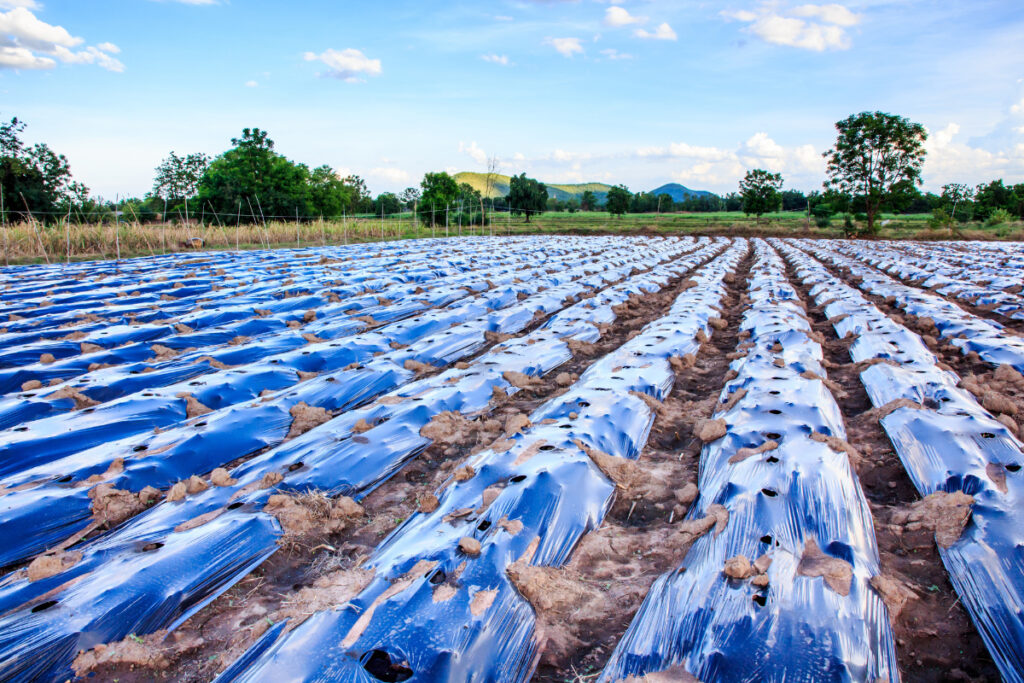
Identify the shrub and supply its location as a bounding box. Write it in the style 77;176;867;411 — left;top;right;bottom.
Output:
986;208;1012;227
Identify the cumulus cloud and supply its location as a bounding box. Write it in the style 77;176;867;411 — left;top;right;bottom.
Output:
0;0;40;9
0;44;51;68
369;167;411;184
604;6;645;27
722;3;860;51
544;36;583;57
634;22;677;41
303;48;381;82
245;79;258;87
481;53;510;66
0;7;124;71
459;141;487;165
925;121;1024;188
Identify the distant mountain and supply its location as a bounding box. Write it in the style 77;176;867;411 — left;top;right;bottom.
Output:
647;183;713;202
454;172;613;203
454;173;711;205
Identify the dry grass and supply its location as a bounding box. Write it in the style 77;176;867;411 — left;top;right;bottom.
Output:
0;217;447;264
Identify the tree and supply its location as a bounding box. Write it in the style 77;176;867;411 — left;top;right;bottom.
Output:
198;127;311;223
342;175;372;213
507;173;547;222
308;165;352;218
151;152;209;212
374;192;402;216
606;185;631;217
399;187;421;209
580;190;597;211
780;189;807;212
0;116;84;223
940;183;973;223
823;111;927;234
417;171;459;227
739;169;783;222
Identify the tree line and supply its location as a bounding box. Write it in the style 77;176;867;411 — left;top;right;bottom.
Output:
2;112;1022;233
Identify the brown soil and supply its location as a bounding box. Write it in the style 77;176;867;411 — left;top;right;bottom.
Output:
789;257;1000;682
531;247;753;681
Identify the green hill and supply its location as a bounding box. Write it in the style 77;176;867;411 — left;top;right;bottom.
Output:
454;172;614;202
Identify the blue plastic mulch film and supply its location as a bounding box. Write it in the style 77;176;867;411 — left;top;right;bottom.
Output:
599;239;899;683
830;239;1024;323
0;238;712;573
0;235;725;682
814;239;1024;375
780;238;1024;683
210;240;747;683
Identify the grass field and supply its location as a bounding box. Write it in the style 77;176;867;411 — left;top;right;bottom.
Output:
1;210;1021;265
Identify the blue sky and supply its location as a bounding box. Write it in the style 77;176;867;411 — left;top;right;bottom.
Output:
2;0;1023;199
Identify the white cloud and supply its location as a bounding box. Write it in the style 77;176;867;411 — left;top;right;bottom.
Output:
494;15;513;22
0;44;51;68
51;45;125;72
303;48;381;82
369;167;411;184
604;6;645;27
0;7;81;51
600;48;633;60
0;0;40;9
245;79;258;87
544;36;583;57
790;3;859;27
459;141;487;165
634;22;677;41
0;8;123;71
481;53;510;66
1011;97;1024;115
722;3;860;51
923;122;1024;188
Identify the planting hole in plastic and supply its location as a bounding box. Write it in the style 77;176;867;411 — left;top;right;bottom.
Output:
361;649;413;681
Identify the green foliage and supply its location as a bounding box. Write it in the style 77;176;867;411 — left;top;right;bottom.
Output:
605;185;631;217
580;190;597;211
417;171;460;226
780;189;808;211
823;111;927;234
198;128;312;223
986;208;1013;227
928;207;953;230
507;173;548;222
307;165;353;219
373;192;402;216
151;152;209;207
739;169;783;220
0;116;85;223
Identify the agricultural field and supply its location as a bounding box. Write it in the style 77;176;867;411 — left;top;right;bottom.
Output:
0;235;1022;682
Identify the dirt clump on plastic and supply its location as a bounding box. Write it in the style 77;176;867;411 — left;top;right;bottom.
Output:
89;483;161;526
26;550;82;581
285;401;332;439
49;385;100;410
72;630;205;678
890;491;974;549
264;491;364;540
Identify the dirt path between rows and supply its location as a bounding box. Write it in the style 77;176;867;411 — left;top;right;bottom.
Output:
788;257;1000;682
531;246;753;682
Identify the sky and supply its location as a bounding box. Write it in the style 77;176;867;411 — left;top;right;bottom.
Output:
1;0;1023;199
